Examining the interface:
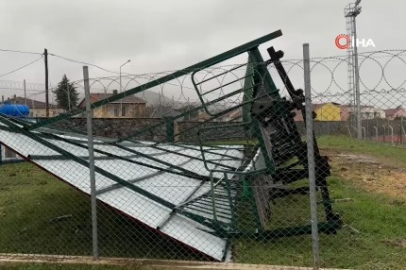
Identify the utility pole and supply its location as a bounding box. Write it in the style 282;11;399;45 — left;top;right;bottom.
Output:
23;79;27;105
44;49;49;118
119;60;131;117
352;7;361;139
67;82;71;111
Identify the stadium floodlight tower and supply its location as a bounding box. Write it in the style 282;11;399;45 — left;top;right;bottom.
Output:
345;0;362;139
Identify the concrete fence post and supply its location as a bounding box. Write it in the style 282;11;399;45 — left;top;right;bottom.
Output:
83;66;98;258
303;43;320;270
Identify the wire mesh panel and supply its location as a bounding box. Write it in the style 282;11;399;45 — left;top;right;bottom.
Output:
266;49;406;269
1;29;406;270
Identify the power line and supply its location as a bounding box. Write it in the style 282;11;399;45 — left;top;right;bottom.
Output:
0;48;43;55
49;53;123;75
49;53;154;77
0;56;44;78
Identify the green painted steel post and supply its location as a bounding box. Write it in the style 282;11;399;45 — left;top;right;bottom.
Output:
224;173;236;228
209;171;218;222
242;176;251;199
247;48;281;173
165;117;175;143
242;56;255;198
242;57;254;124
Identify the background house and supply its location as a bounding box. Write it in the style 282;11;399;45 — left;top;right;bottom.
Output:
293;102;341;121
341;105;386;121
6;95;64;117
77;90;146;118
384;106;406;120
194;102;342;122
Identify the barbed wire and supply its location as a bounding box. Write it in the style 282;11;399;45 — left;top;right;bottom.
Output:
1;49;405;111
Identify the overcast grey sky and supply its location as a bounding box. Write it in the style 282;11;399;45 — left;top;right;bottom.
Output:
0;0;405;105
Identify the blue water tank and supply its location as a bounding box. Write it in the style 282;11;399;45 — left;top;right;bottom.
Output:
0;102;30;117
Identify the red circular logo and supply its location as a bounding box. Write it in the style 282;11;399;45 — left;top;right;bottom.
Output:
335;34;351;49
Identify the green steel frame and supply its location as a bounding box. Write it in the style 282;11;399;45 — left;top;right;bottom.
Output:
0;29;342;250
25;30;283;132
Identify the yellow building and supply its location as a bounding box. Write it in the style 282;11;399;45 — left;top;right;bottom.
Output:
313;102;341;121
292;102;341;121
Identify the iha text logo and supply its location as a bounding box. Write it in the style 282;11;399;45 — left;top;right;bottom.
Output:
335;34;376;49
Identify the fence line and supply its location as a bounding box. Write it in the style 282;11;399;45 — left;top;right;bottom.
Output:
0;44;405;270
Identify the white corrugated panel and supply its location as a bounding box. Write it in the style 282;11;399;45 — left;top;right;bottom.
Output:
0;123;244;261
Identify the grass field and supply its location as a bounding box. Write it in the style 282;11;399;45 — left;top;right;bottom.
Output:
0;163;205;261
0;135;405;269
0;264;161;270
318;135;406;166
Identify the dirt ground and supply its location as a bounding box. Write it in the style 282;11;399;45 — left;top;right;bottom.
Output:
323;149;406;201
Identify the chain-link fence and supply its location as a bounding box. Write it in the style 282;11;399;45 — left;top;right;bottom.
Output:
1;31;405;270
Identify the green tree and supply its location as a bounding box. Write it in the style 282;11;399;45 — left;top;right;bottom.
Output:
53;74;79;111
